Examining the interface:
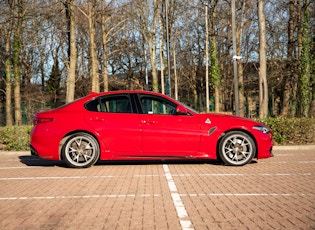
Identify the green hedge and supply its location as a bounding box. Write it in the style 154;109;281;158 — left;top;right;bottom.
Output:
0;126;32;151
0;118;314;151
257;118;315;145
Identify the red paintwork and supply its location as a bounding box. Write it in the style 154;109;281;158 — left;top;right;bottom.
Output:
30;90;273;162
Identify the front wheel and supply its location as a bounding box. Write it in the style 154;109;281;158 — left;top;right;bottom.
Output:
61;133;100;168
218;131;256;166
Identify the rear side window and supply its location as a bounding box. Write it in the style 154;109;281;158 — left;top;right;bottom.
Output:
85;95;132;113
85;99;100;112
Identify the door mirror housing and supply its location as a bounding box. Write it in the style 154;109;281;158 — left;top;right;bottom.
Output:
175;105;188;115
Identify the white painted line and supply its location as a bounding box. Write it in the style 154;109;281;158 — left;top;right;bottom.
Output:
0;193;312;201
0;172;312;181
199;173;312;176
134;174;160;177
163;164;194;230
261;161;315;164
200;173;244;176
178;193;314;197
0;194;161;201
0;175;116;180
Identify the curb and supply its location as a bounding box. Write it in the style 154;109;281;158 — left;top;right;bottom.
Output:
0;151;30;155
273;145;315;150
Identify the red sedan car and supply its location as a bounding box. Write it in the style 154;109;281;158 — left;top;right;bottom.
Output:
30;90;273;168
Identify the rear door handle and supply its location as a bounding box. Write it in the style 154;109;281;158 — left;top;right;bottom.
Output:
91;117;104;122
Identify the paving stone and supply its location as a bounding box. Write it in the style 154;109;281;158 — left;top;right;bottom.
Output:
0;148;314;229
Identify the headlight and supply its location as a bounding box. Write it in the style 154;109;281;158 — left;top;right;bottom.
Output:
253;126;270;134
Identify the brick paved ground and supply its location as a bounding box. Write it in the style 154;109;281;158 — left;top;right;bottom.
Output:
0;147;314;230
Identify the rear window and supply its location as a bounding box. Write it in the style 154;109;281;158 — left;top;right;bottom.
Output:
85;95;132;113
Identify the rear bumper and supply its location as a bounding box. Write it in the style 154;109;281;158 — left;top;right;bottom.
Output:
30;126;61;160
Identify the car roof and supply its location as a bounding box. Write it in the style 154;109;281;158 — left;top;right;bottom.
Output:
89;90;164;97
86;90;174;101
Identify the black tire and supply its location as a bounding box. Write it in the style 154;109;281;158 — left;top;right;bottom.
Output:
218;131;256;166
61;132;100;168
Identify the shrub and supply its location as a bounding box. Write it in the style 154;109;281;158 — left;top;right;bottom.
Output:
0;126;32;151
257;117;315;145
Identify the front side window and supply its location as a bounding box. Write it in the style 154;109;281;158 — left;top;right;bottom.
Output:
139;95;176;115
85;95;132;113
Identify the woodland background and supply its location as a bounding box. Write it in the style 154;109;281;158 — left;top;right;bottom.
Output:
0;0;314;127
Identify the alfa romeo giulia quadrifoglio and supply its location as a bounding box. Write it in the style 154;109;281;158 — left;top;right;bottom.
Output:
30;90;273;168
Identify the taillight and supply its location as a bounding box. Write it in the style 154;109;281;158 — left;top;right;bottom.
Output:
33;117;54;125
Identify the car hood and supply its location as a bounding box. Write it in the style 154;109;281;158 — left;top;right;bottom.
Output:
194;113;265;128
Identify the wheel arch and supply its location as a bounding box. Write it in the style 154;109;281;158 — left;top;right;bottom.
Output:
59;130;101;160
216;128;258;160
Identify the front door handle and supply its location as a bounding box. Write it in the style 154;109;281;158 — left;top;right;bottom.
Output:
141;120;158;124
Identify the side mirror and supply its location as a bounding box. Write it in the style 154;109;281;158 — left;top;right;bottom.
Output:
175;105;188;115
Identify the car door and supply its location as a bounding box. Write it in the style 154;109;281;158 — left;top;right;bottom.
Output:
137;94;201;157
85;94;141;158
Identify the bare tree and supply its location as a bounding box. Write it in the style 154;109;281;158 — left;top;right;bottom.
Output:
258;0;268;118
205;2;209;112
132;0;159;92
236;0;246;116
4;26;13;126
64;0;77;103
100;0;127;92
281;0;298;117
209;0;220;113
158;2;165;94
12;0;25;125
77;1;100;93
101;0;110;92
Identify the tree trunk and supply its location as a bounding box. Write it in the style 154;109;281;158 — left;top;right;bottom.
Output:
150;1;159;92
65;0;76;103
173;45;178;100
209;0;220;113
89;2;100;93
148;40;158;92
237;0;246;117
310;36;315;117
310;78;315;117
231;0;239;115
13;0;24;126
101;0;109;92
258;0;268;118
281;0;295;117
4;27;13;126
237;59;245;116
205;4;209;112
137;0;159;92
159;4;165;94
299;0;311;117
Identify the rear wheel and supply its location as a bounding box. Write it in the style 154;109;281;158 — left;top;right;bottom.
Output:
218;131;256;166
61;133;99;168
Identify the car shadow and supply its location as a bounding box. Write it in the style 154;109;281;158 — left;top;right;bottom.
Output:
19;155;67;167
95;159;223;166
19;155;223;168
19;155;257;168
95;159;257;166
